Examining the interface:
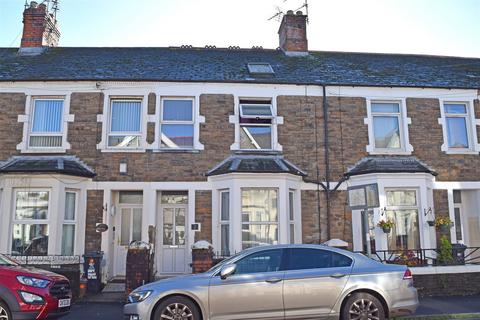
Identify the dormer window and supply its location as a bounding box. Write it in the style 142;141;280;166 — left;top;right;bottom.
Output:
239;100;273;150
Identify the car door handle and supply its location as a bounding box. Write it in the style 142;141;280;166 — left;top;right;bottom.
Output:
330;273;346;278
265;277;282;284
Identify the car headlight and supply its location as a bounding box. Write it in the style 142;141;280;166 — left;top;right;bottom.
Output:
128;290;152;303
17;276;51;288
19;291;44;304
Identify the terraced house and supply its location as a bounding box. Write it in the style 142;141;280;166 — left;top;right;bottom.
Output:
1;1;480;279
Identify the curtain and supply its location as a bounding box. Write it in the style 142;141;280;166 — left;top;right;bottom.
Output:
32;100;63;133
111;101;141;132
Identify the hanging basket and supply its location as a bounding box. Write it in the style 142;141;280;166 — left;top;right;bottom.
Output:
437;224;451;232
427;220;435;227
382;227;391;234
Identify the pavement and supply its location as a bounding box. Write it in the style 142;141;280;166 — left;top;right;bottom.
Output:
62;294;480;320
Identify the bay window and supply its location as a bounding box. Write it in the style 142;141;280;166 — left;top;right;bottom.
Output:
108;99;142;148
444;103;470;149
61;191;77;255
160;99;194;149
288;190;295;244
11;191;50;256
239;101;274;150
241;188;278;249
29;99;64;148
220;190;230;255
385;189;420;250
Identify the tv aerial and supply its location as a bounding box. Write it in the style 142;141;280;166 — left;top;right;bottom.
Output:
268;0;309;23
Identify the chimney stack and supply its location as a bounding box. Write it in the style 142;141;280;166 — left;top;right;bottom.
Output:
19;1;60;55
278;10;308;56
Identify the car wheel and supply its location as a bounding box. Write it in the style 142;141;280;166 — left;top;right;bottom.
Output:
0;301;11;320
154;295;200;320
341;292;386;320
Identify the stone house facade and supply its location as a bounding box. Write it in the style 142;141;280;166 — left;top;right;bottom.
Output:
1;2;480;278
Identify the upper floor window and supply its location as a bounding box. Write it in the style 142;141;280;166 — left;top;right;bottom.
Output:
365;100;412;155
239;100;274;150
371;102;402;149
160;99;194;149
444;103;470;149
29;99;64;148
108;99;142;148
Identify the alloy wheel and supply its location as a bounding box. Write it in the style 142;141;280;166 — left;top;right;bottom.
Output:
0;305;9;320
348;298;380;320
160;302;193;320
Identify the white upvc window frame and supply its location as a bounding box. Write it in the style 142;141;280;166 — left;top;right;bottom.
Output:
11;188;51;255
61;190;78;256
219;189;231;256
17;95;73;153
107;98;144;150
288;189;296;244
439;100;479;154
159;97;195;150
364;99;413;155
384;188;421;251
240;187;280;250
232;98;282;151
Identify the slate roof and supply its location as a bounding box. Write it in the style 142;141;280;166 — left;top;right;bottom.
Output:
345;157;437;177
0;156;96;178
206;154;307;177
0;47;480;88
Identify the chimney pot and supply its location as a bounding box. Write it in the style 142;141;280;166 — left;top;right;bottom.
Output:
278;10;308;56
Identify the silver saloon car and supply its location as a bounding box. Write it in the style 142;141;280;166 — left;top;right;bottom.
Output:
124;244;418;320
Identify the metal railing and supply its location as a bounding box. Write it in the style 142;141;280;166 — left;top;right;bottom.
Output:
355;247;480;267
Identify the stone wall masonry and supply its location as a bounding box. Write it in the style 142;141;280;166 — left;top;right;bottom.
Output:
0;93;25;160
194;190;212;243
85;190;104;253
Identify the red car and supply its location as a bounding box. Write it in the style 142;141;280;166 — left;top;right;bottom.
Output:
0;254;71;320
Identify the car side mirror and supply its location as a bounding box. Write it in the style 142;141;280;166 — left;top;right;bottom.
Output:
220;264;237;280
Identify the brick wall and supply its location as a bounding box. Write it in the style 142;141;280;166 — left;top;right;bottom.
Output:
414;272;480;297
195;190;212;243
85;190;104;253
0;93;25;160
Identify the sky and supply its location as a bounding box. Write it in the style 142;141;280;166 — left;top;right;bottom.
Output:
0;0;479;57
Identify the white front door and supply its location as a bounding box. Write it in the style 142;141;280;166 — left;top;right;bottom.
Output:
157;206;188;274
114;206;142;276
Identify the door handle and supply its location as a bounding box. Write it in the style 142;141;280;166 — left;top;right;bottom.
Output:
265;278;282;284
330;273;346;278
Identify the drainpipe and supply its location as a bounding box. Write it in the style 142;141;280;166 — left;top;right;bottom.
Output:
322;85;331;241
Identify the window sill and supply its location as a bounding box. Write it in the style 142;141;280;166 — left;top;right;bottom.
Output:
100;148;146;153
153;149;201;153
233;149;282;155
368;150;412;156
444;149;479;155
21;148;67;154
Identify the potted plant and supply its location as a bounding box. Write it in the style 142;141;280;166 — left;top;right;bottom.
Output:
434;216;453;232
377;219;395;233
436;236;454;265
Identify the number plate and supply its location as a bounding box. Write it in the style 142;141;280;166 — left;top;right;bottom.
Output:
58;299;71;308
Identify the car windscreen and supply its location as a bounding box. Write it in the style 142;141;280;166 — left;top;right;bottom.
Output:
207;251;244;273
0;254;17;266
